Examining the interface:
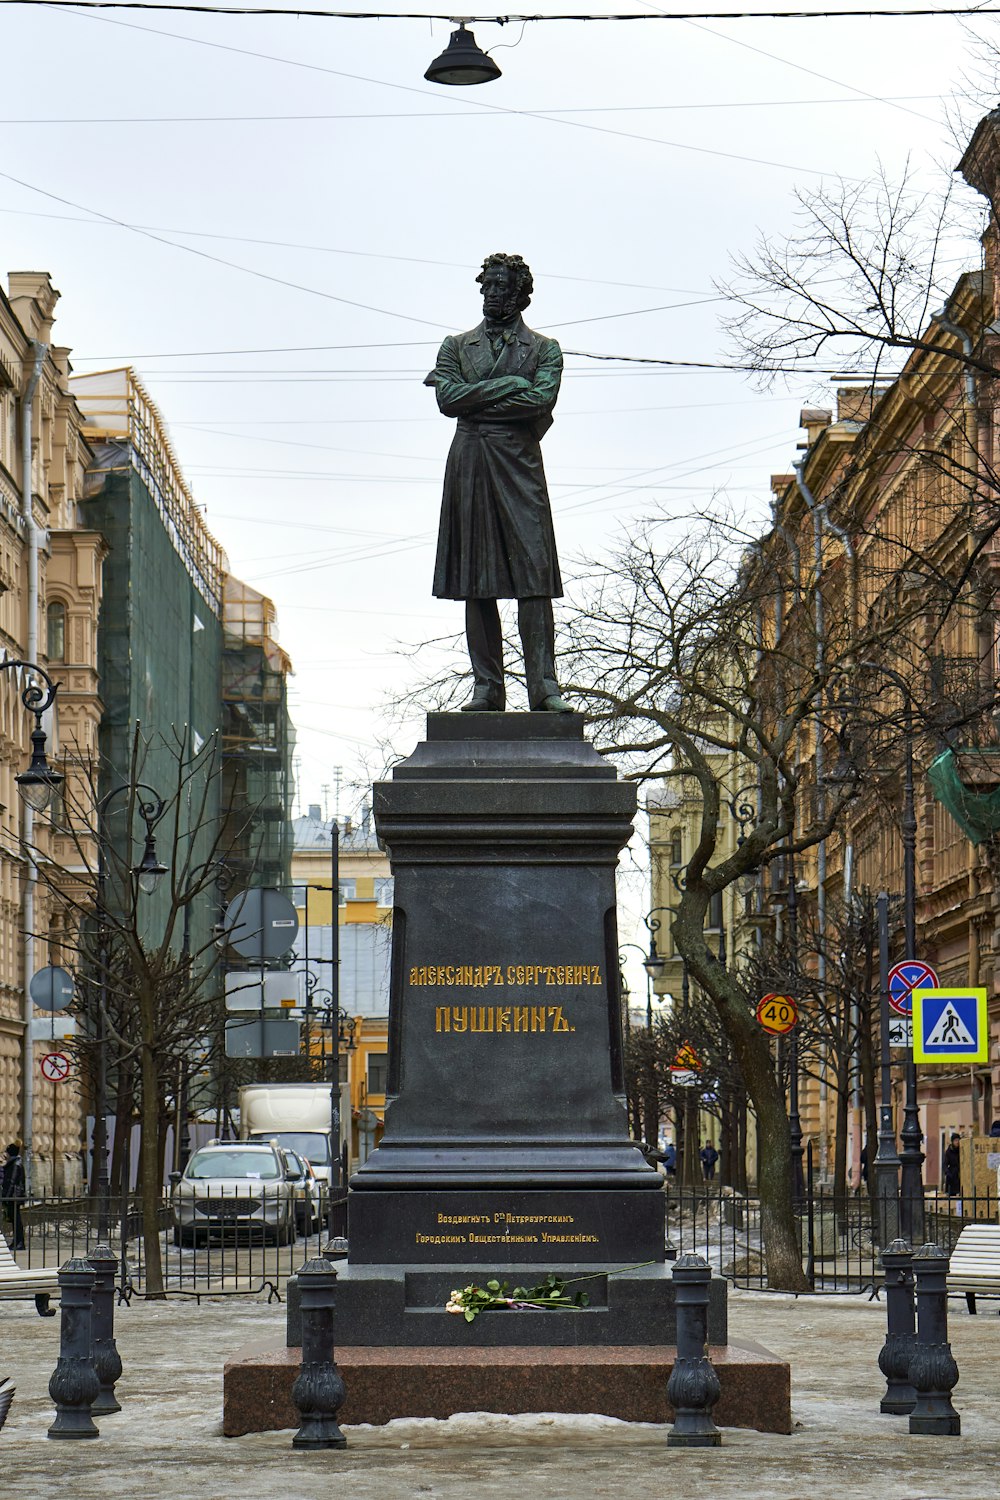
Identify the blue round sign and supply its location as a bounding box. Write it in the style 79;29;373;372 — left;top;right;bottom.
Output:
888;959;939;1017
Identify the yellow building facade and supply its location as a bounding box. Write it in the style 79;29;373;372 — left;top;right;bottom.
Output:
290;807;392;1166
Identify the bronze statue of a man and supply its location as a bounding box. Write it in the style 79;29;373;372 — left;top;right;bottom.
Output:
425;252;571;713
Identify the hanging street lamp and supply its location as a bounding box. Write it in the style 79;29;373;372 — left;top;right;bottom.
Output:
424;24;502;86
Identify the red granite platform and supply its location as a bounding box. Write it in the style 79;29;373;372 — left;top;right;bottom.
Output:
223;1340;791;1437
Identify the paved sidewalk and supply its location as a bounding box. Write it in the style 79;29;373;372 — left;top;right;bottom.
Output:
2;1285;998;1499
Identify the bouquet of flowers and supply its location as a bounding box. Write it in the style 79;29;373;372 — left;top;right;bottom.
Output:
446;1272;590;1323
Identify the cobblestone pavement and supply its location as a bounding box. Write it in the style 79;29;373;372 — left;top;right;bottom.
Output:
1;1285;998;1499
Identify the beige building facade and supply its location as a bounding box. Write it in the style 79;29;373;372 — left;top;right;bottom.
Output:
0;272;104;1191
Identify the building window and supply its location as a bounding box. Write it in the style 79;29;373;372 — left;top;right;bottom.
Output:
338;879;356;907
47;600;66;661
374;877;394;907
367;1052;388;1095
707;890;723;931
670;829;683;867
291;884;307;908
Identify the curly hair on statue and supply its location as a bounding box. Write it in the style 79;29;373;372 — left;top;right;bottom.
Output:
476;252;533;312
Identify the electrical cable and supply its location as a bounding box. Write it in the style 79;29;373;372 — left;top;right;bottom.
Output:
45;5;858;175
8;2;1000;19
0;207;716;298
0;165;453;329
0;92;948;122
679;14;940;123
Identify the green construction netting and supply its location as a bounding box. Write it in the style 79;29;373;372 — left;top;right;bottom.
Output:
927;748;1000;845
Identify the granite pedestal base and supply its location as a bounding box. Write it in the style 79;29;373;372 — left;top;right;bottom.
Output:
222;1340;791;1437
285;1261;727;1349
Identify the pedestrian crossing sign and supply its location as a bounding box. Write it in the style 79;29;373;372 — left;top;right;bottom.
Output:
911;987;989;1064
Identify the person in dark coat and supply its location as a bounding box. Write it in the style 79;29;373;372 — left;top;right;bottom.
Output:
425;252;570;714
942;1132;961;1197
699;1140;719;1182
1;1144;26;1250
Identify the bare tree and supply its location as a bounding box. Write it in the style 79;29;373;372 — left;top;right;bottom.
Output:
31;724;252;1298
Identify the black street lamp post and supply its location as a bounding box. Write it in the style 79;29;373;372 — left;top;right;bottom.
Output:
860;664;924;1243
8;661;61;1197
91;783;168;1236
302;968;357;1242
874;890;902;1249
895;685;926;1244
785;848;805;1200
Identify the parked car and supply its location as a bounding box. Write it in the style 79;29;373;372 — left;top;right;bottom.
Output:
285;1150;322;1235
172;1141;298;1247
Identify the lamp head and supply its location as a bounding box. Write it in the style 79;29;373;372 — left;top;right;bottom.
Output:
134;832;168;895
643;944;667;982
424;25;501;86
16;721;63;812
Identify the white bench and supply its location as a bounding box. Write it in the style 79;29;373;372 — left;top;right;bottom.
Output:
0;1234;58;1316
947;1223;1000;1314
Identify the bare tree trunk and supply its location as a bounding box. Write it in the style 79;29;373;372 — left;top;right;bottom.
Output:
833;1050;850;1201
858;991;878;1200
140;1037;165;1299
720;1089;733;1187
736;1096;748;1193
679;926;808;1291
109;1073;132;1198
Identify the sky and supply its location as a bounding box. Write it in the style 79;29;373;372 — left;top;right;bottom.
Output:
1;0;994;973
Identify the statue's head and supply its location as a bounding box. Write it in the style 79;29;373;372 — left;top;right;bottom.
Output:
477;252;533;322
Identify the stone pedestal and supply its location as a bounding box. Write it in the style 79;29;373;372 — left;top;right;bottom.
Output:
324;714;721;1347
223;1341;792;1437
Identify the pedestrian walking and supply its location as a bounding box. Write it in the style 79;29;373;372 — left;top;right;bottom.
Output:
699;1140;719;1183
1;1144;26;1250
662;1142;677;1179
942;1133;961;1197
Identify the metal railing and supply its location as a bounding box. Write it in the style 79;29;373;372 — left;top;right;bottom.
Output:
7;1180;994;1300
11;1186;348;1300
667;1181;996;1292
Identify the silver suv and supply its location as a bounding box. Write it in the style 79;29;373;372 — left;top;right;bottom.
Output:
172;1141;298;1247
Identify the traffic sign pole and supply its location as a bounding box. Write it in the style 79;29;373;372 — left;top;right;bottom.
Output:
874;892;901;1252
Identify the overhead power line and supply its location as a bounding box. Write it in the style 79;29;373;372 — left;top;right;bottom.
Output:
11;1;1000;16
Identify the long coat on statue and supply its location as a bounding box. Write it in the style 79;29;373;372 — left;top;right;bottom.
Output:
426;317;563;601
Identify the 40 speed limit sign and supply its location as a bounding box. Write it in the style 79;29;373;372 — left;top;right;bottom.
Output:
756;993;799;1035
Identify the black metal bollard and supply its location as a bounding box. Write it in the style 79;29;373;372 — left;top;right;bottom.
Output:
666;1253;722;1447
291;1258;347;1450
908;1242;960;1436
47;1257;100;1439
878;1239;916;1415
88;1244;123;1416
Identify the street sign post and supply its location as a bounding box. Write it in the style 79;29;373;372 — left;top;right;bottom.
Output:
671;1044;701;1087
40;1052;71;1083
756;993;798;1035
221;889;299;961
887;1014;913;1050
29;964;74;1013
887;959;939;1018
224;1015;301;1059
912;987;988;1064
